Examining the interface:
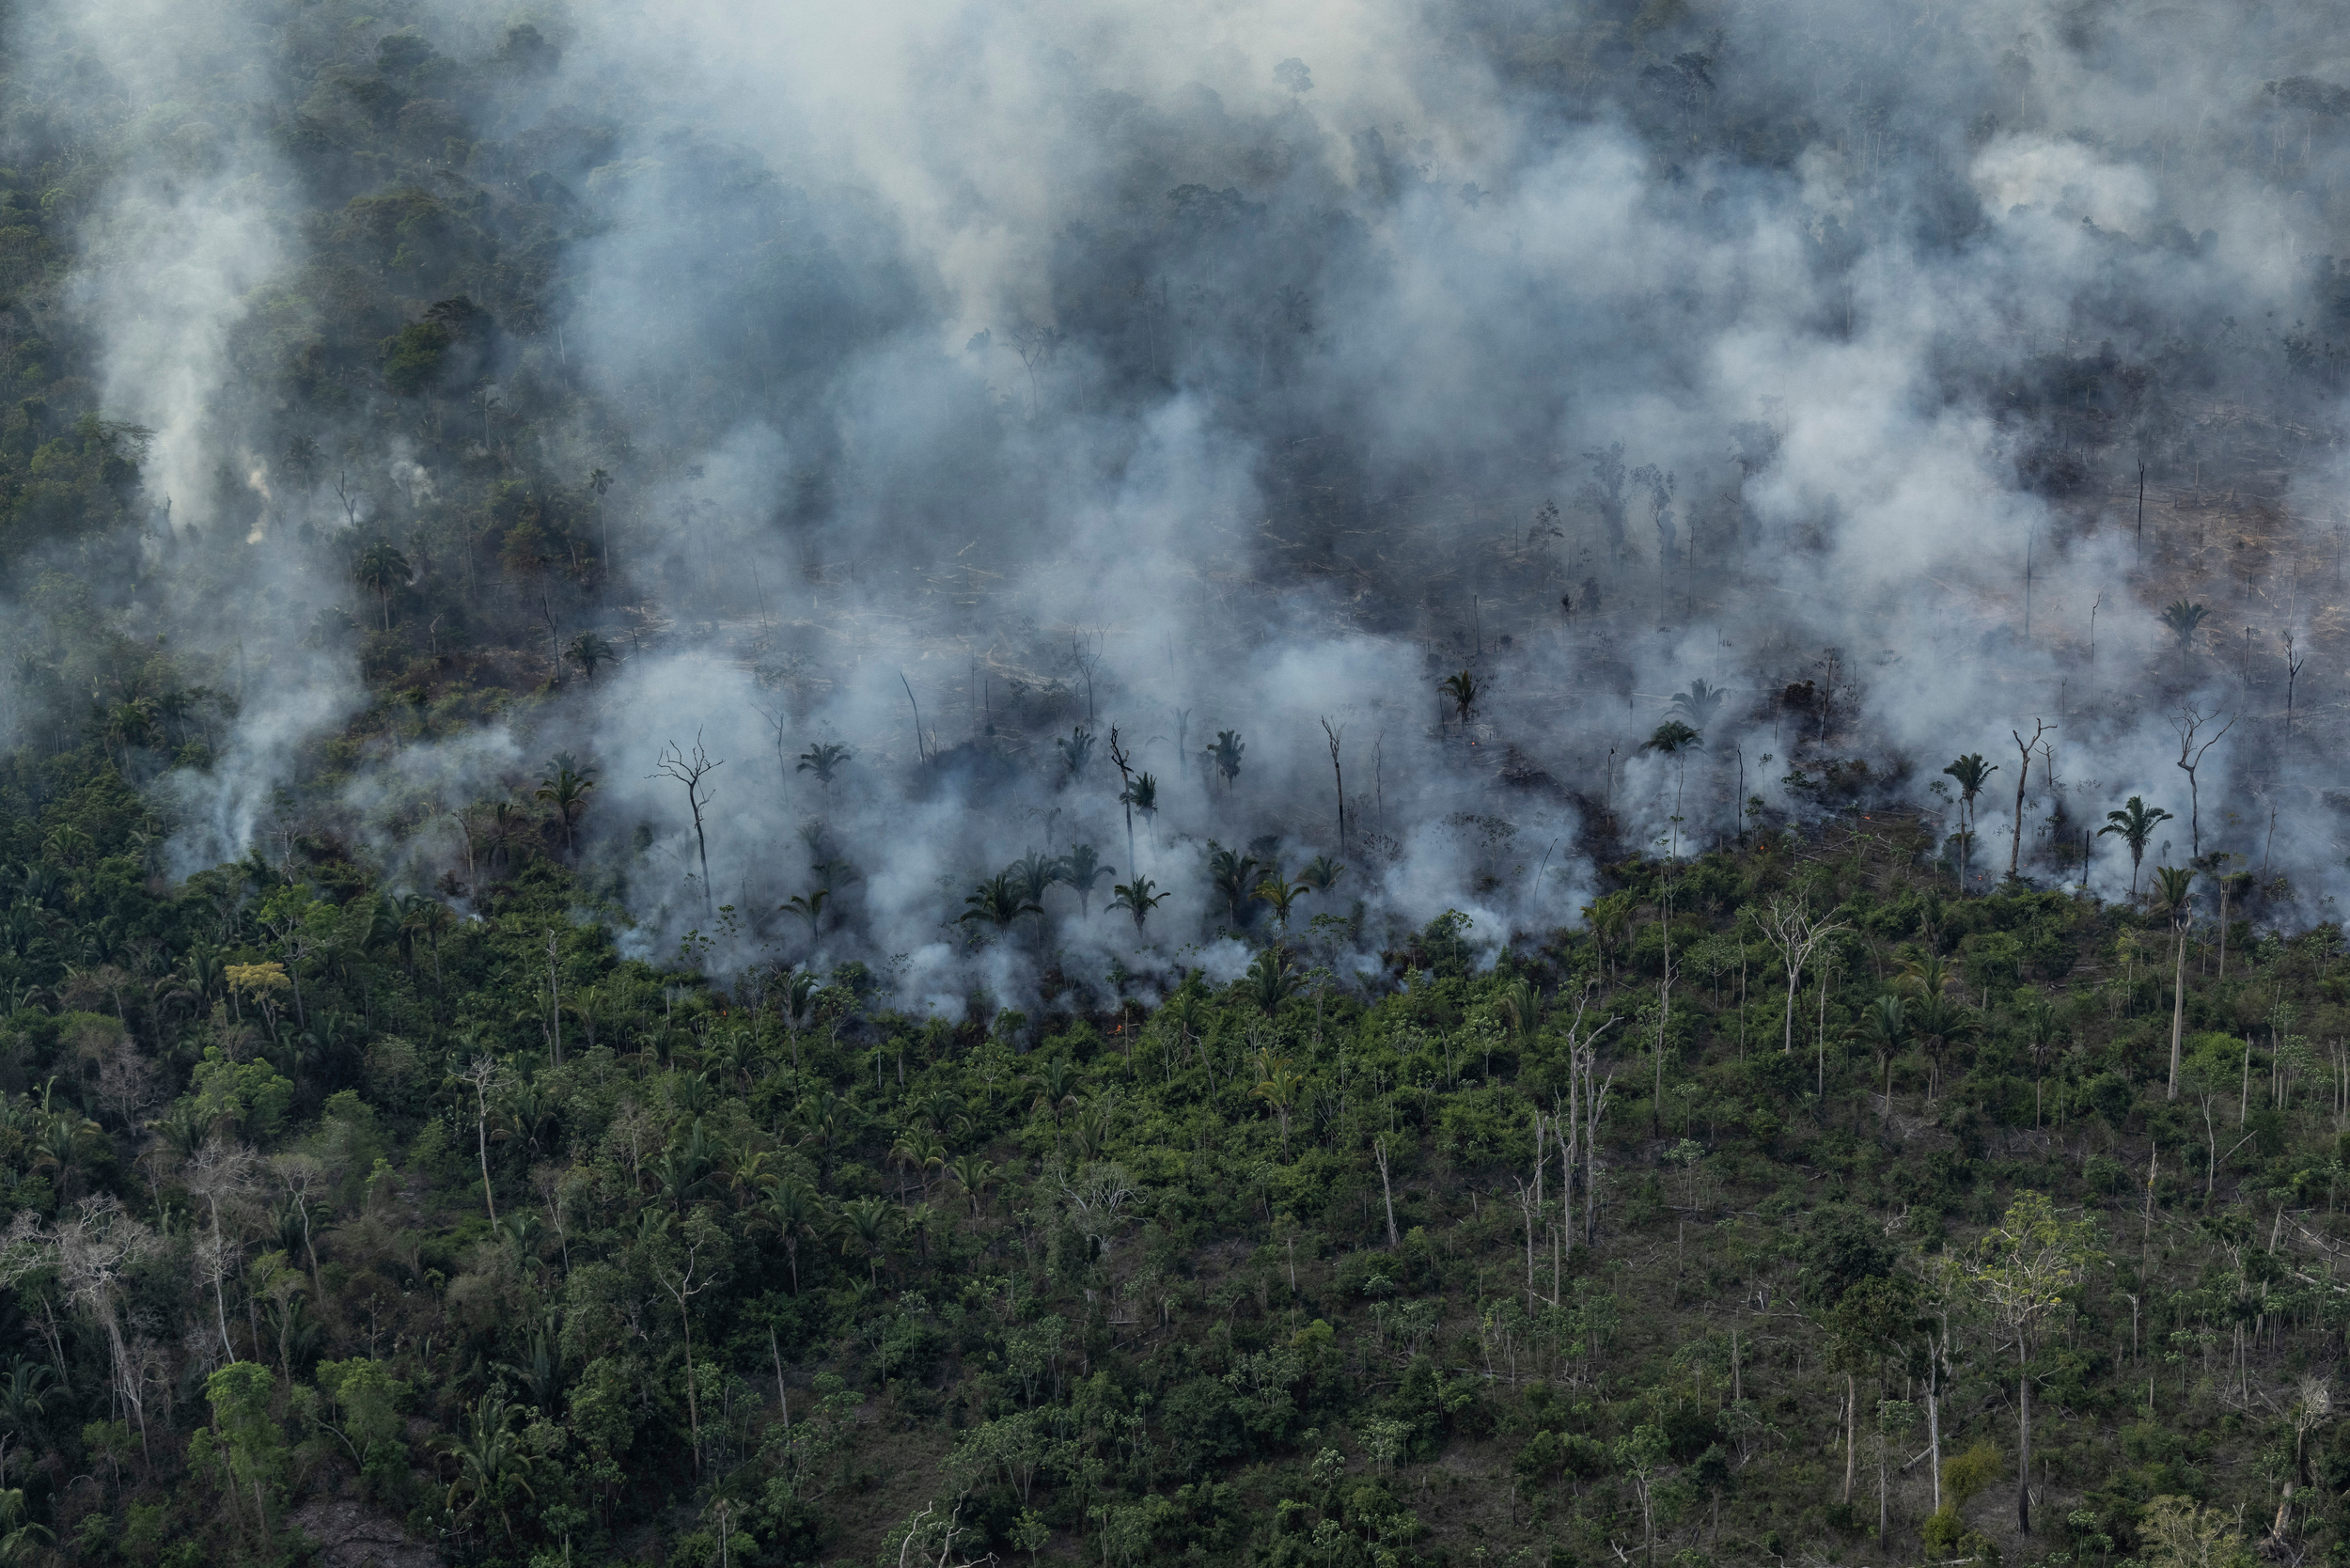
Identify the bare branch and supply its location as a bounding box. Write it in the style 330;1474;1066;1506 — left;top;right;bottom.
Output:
2170;704;2235;859
652;730;724;916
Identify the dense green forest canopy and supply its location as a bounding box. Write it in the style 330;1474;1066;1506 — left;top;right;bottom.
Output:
8;0;2350;1565
7;763;2350;1568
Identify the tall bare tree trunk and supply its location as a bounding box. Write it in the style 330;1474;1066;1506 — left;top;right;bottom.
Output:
2168;923;2187;1101
1585;1064;1609;1246
681;1296;701;1472
477;1096;497;1224
2016;1356;2033;1533
546;929;563;1067
1374;1137;1400;1248
1559;1077;1576;1270
1926;1328;1943;1513
2011;720;2049;878
1842;1372;1856;1504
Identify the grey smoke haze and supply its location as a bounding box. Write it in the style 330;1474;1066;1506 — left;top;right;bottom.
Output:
12;0;2350;1009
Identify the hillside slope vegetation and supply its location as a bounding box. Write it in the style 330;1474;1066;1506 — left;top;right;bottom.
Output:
2;760;2345;1568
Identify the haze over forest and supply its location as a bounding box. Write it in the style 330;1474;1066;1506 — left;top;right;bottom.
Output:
6;1;2350;1566
14;0;2350;977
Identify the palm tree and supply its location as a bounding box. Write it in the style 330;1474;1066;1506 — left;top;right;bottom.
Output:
1587;891;1634;979
1941;755;1996;887
1255;874;1306;929
1122;772;1160;845
782;888;829;943
651;1119;721;1212
1061;844;1113;916
563;632;616;683
887;1128;948;1199
1907;990;1975;1102
1855;995;1908;1119
533;757;596;855
2098;796;2173;902
0;1487;53;1565
494;1309;562;1411
1110;876;1165;930
438;1390;543;1541
1207;729;1246;793
1029;1058;1079;1124
1669;679;1729;728
796;742;852;793
837;1196;893;1283
1481;980;1537;1083
0;1355;49;1426
104;698;153;768
495;1076;561;1162
2152;864;2197;1101
959;873;1041;933
282;432;321;489
1440;669;1481;726
1897;950;1951;1000
948;1152;996;1217
1010;851;1062;940
792;1090;856;1184
1207;845;1261;926
353;542;411;632
909;1088;964;1135
713;1028;765;1095
2017;994;2060;1114
777;967;821;1060
1246;948;1300;1012
496;1208;550;1275
2159;599;2209;653
1056;727;1095;784
1252;1052;1307;1157
1645;720;1702;856
1298;855;1346;893
1163;982;1206;1065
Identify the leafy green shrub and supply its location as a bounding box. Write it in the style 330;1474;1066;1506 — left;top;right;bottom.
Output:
380;321;452;395
1513;1429;1565;1485
1942;1440;2001;1509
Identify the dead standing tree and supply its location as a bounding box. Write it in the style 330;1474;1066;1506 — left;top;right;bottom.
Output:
1108;726;1138;873
459;1056;506;1225
1321;716;1347;852
1;1197;158;1461
2170;704;2234;857
2286;631;2309;736
1758;897;1847;1058
1065;632;1104;725
184;1138;258;1366
1576;1016;1617;1247
647;1210;727;1474
1546;988;1621;1259
1372;1134;1401;1248
2010;718;2051;879
1008;319;1061;420
653;732;724;917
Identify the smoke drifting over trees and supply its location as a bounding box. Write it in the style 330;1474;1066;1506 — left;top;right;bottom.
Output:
23;5;2350;1567
6;0;2350;999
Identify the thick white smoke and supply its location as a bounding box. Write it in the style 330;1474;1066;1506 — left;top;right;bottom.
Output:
14;0;2350;1008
